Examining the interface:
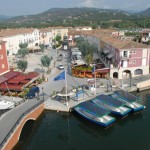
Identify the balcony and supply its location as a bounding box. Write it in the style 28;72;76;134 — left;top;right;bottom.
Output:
121;55;130;60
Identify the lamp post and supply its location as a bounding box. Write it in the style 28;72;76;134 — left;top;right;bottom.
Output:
42;87;44;101
129;73;132;87
107;77;109;92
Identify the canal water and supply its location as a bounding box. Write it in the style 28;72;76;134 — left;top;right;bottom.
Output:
13;90;150;150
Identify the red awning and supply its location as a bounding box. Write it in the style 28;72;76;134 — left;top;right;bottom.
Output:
0;84;23;91
96;68;110;73
8;79;20;84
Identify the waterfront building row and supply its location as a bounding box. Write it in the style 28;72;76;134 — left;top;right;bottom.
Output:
68;29;150;79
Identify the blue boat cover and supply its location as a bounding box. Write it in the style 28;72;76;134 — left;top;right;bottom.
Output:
96;94;125;107
114;90;140;102
78;101;110;117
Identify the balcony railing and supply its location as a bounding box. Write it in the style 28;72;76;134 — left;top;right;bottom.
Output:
121;55;130;60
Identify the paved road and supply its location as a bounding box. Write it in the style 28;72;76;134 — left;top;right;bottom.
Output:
0;97;43;148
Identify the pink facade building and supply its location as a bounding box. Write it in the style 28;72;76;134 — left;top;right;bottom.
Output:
81;29;150;79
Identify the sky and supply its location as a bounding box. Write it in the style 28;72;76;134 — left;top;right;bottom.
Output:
0;0;150;16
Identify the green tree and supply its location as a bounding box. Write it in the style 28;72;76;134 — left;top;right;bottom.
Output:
19;43;28;48
39;44;45;53
18;43;29;58
18;48;29;58
55;35;61;42
17;60;28;72
85;53;93;65
41;55;53;73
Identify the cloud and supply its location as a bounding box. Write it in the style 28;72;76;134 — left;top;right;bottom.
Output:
80;0;95;7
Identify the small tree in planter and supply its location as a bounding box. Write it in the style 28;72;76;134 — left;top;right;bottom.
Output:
41;55;53;74
17;60;28;72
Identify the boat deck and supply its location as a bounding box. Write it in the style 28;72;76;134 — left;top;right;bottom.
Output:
96;94;125;108
114;90;140;102
78;101;110;117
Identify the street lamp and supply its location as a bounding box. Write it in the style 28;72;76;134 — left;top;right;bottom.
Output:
42;87;44;101
129;73;132;87
106;77;109;92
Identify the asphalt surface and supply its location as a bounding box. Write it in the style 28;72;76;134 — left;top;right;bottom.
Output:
0;97;43;148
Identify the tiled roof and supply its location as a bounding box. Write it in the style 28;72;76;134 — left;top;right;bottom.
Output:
0;28;37;37
80;29;148;49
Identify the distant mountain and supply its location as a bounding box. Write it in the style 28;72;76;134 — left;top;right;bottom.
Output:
3;7;134;24
0;15;11;21
1;7;150;29
139;7;150;16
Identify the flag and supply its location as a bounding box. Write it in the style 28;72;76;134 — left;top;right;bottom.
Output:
92;65;95;75
54;71;65;81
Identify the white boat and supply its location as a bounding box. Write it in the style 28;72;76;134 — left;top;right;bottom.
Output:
0;100;15;110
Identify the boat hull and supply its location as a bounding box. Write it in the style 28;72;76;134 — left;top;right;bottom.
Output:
110;94;145;112
92;99;131;117
74;107;115;127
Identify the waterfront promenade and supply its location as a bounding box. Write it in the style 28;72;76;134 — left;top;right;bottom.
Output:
0;97;44;149
1;48;150;149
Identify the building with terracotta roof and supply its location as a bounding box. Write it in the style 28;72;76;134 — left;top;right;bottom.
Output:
80;29;150;79
141;29;150;44
0;28;40;55
0;41;9;75
39;28;52;48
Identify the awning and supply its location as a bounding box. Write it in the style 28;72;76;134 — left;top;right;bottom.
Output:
103;49;109;54
107;53;114;59
28;46;41;51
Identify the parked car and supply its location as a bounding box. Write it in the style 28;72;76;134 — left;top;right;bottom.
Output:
58;64;64;70
26;86;40;99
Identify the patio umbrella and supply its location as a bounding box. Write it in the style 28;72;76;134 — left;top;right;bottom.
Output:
57;86;74;96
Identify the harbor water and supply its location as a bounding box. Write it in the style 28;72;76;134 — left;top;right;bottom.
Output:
13;90;150;150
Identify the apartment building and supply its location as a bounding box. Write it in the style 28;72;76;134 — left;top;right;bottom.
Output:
0;41;9;75
0;28;40;55
141;29;150;44
81;29;150;79
51;27;69;41
39;28;52;48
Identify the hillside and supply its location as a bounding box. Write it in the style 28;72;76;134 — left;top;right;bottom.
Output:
3;7;135;23
0;15;11;21
0;7;150;29
139;7;150;16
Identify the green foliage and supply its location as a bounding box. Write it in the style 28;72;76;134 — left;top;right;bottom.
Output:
17;48;29;58
85;53;93;65
39;44;45;53
41;55;53;72
76;37;94;64
17;60;28;72
55;35;61;42
19;43;28;48
74;66;92;71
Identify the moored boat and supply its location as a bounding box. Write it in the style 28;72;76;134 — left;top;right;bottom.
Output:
111;90;145;112
74;101;115;127
92;94;131;117
0;100;15;110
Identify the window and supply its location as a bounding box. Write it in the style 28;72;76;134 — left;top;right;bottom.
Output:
134;69;143;75
0;55;3;59
2;64;5;68
123;51;128;57
129;60;136;64
132;51;136;54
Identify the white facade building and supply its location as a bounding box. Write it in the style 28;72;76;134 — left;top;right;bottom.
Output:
0;28;40;55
